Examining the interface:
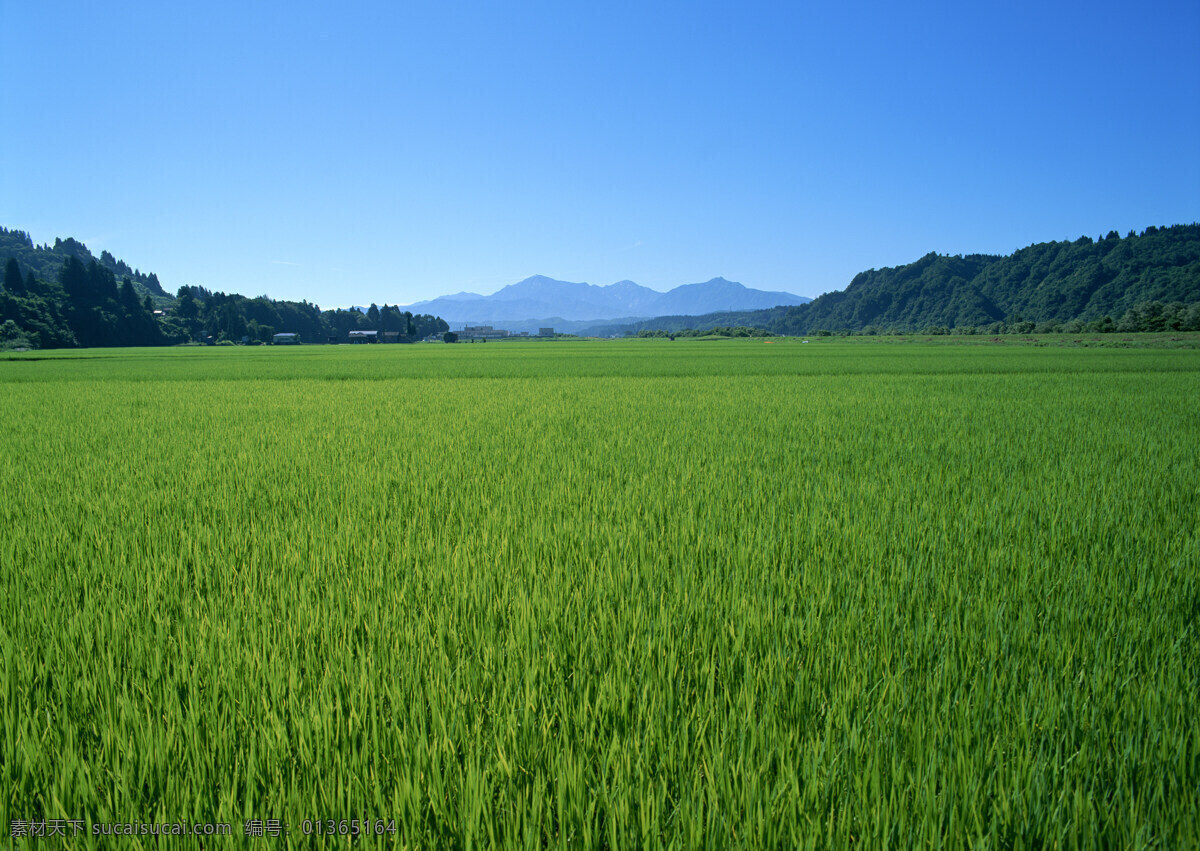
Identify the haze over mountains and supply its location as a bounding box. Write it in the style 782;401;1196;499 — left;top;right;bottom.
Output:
404;276;811;325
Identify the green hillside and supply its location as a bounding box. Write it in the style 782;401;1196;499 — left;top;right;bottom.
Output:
0;227;169;301
769;224;1200;334
594;225;1200;337
1;228;449;349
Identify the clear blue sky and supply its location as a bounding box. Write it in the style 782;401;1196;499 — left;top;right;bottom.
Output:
2;0;1197;306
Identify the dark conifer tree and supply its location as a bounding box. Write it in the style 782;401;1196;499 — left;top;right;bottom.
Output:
86;260;119;302
4;258;25;294
58;256;90;299
119;277;141;312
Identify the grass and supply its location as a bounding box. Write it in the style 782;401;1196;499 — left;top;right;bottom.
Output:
1;340;1198;848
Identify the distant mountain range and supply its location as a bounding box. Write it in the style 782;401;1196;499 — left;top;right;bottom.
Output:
403;276;811;325
8;222;1197;349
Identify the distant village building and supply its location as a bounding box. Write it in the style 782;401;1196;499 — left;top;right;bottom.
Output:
461;325;510;340
381;331;402;343
348;330;378;343
273;333;299;344
538;327;554;337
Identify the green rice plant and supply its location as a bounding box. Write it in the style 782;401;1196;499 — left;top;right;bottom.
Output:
0;341;1197;848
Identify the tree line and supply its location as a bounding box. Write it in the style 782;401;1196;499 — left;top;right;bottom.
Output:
170;287;448;345
636;326;776;339
804;300;1200;336
1;253;448;350
593;225;1200;338
1;255;157;349
760;224;1200;335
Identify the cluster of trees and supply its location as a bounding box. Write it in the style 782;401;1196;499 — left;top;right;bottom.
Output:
636;326;775;339
0;253;451;350
803;299;1200;336
1107;300;1200;333
763;225;1200;335
1;255;161;348
0;228;166;301
0;229;452;349
167;287;324;344
167;288;448;344
2;256;70;348
325;302;448;342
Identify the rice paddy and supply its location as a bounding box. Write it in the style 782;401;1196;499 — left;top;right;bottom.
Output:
1;340;1197;848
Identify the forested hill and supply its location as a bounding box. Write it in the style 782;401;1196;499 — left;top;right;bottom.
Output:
759;224;1200;334
1;228;449;349
0;227;168;300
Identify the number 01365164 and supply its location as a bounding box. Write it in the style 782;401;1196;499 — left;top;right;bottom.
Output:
300;819;397;837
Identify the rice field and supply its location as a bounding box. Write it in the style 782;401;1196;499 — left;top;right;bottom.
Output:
1;340;1198;848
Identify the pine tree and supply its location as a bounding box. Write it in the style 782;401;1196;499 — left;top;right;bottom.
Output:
59;256;90;299
4;258;25;295
119;277;141;312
